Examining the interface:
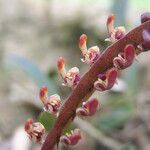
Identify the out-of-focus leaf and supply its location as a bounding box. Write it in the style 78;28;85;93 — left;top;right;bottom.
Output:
5;54;57;94
38;112;74;133
38;112;56;131
124;63;139;97
97;107;132;131
122;144;136;150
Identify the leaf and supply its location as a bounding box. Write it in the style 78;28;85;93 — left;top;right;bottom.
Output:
38;112;74;133
38;112;56;131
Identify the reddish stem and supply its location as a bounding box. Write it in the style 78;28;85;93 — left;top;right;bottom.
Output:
42;20;150;150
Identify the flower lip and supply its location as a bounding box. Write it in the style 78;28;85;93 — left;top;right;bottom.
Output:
94;68;118;91
141;12;150;23
113;44;135;69
76;98;99;116
60;129;81;145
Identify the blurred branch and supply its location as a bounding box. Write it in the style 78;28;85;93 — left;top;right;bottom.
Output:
74;118;122;150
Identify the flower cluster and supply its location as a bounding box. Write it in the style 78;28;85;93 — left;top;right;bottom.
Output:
105;14;126;43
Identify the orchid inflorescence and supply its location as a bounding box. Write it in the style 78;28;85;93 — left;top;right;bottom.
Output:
24;12;150;148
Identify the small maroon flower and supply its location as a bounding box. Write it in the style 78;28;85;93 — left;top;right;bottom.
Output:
24;118;45;144
94;68;118;91
141;12;150;23
113;44;135;69
39;86;61;116
76;98;100;116
79;34;100;65
105;14;126;43
60;129;81;146
57;57;80;88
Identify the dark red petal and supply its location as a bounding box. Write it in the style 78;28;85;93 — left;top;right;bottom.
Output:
107;68;118;89
87;98;99;116
142;30;150;51
69;132;81;145
124;44;135;65
94;82;106;91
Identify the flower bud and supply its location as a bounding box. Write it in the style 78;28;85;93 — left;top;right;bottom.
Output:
141;30;150;51
94;68;118;91
79;34;87;55
76;98;99;116
141;12;150;23
60;129;81;145
113;44;135;69
57;57;66;79
24;118;45;144
39;86;48;103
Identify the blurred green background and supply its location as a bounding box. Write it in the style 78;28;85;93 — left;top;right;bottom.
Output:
0;0;150;150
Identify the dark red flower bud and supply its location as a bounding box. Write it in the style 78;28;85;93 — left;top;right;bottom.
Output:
141;12;150;23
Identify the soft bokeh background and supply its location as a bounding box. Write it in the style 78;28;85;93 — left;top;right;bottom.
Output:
0;0;150;150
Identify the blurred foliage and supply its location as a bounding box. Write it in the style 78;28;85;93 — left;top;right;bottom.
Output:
5;54;57;95
39;112;74;134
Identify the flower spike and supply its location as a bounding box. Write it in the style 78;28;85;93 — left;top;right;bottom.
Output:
39;86;61;115
105;14;126;43
60;129;81;146
57;57;80;88
24;118;45;144
76;98;99;117
94;68;118;91
79;34;100;65
113;44;135;69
